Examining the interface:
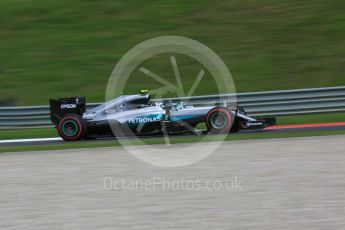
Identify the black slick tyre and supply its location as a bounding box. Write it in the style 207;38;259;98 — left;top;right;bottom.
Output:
206;108;234;134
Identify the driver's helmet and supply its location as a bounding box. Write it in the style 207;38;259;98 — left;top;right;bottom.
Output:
139;89;148;94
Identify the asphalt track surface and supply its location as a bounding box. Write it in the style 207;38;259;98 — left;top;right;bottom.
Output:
1;122;345;147
1;135;345;229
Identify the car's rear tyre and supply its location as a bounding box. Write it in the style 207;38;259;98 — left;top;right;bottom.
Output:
57;114;87;141
206;108;234;134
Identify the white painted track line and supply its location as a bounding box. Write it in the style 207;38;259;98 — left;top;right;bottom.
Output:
0;137;62;144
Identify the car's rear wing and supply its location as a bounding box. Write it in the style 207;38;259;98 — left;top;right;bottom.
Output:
49;97;86;125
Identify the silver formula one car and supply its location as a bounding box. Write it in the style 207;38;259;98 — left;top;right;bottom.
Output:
50;91;275;141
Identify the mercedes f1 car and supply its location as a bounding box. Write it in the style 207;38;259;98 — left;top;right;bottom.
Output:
50;91;275;141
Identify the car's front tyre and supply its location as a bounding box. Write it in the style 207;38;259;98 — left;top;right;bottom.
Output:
206;108;234;134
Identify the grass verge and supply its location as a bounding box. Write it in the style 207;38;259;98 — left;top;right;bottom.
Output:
1;1;345;105
277;113;345;125
0;128;57;140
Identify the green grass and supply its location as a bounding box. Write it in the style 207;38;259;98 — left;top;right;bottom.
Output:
277;113;345;125
0;0;344;105
0;128;57;140
1;129;345;153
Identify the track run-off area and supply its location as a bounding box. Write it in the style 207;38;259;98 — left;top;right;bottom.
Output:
1;134;345;229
